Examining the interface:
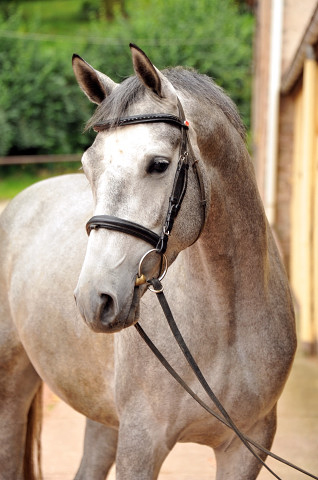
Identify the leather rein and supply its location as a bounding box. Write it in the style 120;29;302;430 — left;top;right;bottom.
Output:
85;98;317;480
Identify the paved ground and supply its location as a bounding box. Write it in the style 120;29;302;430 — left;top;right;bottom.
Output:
41;351;318;480
0;201;8;212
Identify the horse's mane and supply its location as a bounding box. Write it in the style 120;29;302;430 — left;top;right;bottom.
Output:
86;67;246;141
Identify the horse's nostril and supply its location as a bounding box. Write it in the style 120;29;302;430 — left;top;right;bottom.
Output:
99;293;116;326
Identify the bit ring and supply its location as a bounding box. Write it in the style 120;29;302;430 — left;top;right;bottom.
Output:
136;249;168;290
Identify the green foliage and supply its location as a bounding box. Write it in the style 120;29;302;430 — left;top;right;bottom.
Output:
0;0;254;159
0;12;96;156
110;0;254;125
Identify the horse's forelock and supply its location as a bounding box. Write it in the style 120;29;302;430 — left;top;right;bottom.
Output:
85;76;145;131
85;68;246;141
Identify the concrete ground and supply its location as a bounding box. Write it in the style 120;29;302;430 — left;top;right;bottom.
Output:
41;351;318;480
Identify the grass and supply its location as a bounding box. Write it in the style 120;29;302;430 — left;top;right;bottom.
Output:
0;162;81;200
0;172;40;199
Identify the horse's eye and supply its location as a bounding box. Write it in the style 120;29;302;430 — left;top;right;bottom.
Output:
147;158;170;174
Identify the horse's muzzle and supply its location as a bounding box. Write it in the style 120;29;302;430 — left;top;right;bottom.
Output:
74;284;141;333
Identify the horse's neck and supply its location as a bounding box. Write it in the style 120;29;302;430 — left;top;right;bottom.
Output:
175;163;268;351
188;142;270;318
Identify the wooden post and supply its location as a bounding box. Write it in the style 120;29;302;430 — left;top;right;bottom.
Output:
297;49;316;352
314;65;318;352
290;88;303;332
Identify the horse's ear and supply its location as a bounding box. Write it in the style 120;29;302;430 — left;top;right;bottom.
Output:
129;43;176;101
72;54;118;104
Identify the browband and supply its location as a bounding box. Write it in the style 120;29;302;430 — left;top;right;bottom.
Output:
93;113;189;132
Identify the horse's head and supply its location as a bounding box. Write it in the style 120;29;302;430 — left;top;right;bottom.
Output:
73;45;207;333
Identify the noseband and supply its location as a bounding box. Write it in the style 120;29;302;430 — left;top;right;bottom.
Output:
86;98;207;277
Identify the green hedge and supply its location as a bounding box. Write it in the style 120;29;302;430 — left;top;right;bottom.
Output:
0;0;254;157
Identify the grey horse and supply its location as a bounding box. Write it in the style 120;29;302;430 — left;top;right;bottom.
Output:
0;45;296;479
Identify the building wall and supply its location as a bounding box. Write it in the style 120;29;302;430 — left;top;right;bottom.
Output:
282;0;318;75
275;94;295;272
252;0;317;264
253;0;318;351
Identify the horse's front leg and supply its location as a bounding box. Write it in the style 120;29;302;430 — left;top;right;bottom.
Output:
115;407;174;480
74;418;118;480
214;406;277;480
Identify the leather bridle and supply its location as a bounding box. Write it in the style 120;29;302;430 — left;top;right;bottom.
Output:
86;98;207;265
